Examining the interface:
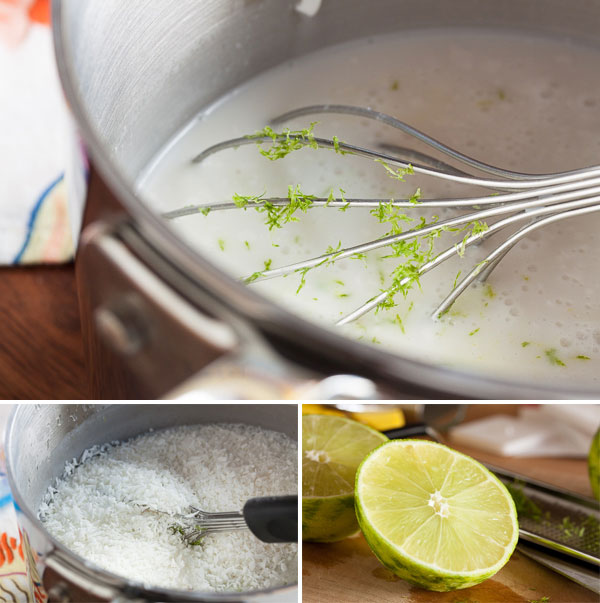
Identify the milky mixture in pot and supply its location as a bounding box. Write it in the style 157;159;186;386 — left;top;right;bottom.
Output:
139;30;600;389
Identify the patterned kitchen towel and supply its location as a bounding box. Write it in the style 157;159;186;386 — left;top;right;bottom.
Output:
0;0;84;265
0;454;45;602
0;405;46;603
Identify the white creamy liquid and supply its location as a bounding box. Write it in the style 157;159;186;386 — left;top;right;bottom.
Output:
140;30;600;389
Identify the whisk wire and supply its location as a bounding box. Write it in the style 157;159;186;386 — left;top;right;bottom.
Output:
174;104;600;324
270;104;600;183
432;203;600;319
177;507;248;543
241;185;600;286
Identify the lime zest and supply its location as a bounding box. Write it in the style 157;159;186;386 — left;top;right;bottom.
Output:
545;348;566;367
505;480;543;521
232;185;316;230
247;122;319;160
394;314;405;334
235;122;500;320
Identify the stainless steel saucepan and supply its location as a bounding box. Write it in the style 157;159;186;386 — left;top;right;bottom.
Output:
53;0;600;399
5;404;298;602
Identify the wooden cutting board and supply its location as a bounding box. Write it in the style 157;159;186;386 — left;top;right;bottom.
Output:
303;409;598;602
303;534;595;603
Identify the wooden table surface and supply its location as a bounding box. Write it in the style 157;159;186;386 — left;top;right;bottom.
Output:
0;264;89;399
303;405;598;603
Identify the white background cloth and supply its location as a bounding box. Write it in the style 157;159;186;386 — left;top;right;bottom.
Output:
0;8;76;264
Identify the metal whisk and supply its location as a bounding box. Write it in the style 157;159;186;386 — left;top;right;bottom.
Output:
152;495;297;544
163;104;600;324
175;507;248;543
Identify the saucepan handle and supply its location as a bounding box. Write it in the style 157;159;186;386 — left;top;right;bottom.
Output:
79;220;385;400
44;548;147;602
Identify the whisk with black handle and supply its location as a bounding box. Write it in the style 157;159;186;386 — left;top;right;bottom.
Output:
173;495;298;544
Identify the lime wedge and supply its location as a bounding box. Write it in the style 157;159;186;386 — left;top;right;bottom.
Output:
355;439;518;591
302;414;388;542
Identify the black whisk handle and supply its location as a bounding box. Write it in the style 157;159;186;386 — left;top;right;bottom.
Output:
243;495;298;543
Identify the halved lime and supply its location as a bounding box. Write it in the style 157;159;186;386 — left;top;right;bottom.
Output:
355;439;518;591
302;414;388;542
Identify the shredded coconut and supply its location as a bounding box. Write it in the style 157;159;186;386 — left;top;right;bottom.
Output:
40;423;298;593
